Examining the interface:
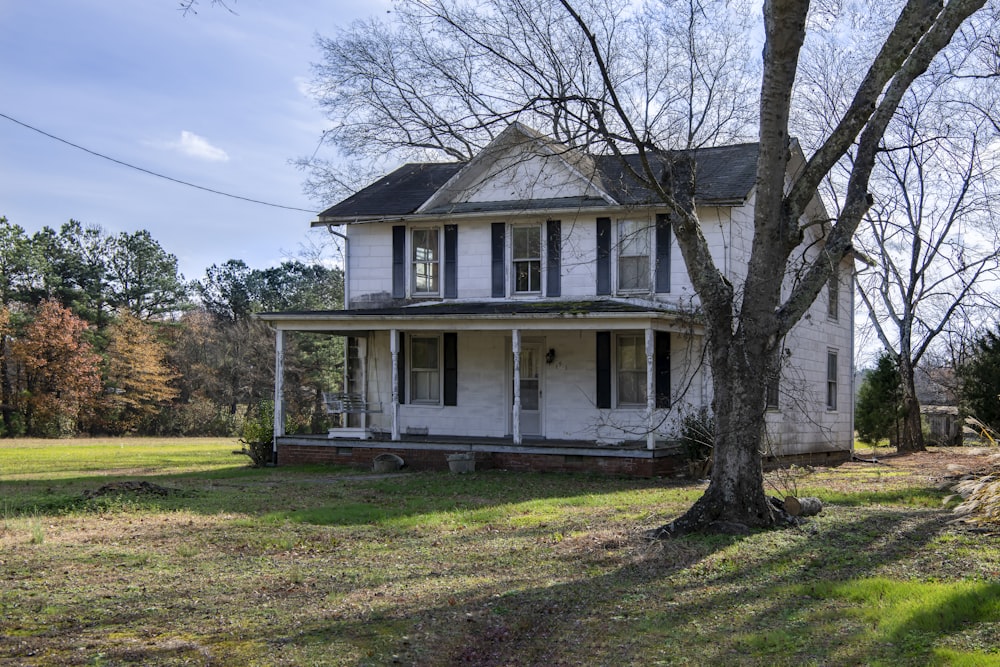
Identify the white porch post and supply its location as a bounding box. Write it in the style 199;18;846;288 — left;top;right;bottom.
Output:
273;329;285;459
512;329;522;445
646;327;656;450
390;329;400;441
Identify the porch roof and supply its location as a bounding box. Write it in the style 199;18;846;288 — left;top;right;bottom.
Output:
258;299;703;334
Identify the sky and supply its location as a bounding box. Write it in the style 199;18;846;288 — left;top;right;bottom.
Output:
0;0;391;282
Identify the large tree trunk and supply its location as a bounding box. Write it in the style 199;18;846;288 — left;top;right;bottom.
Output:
650;335;779;537
896;357;926;452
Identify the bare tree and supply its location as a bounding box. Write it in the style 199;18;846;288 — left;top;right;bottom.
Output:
793;2;1000;453
857;89;1000;451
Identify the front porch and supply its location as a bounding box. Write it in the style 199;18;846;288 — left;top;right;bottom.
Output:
276;433;690;478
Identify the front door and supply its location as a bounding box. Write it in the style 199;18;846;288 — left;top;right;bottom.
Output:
515;341;542;436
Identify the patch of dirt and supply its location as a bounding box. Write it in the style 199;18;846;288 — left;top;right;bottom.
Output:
844;446;998;482
82;480;181;499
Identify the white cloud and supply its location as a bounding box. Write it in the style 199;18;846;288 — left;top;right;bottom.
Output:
166;131;230;162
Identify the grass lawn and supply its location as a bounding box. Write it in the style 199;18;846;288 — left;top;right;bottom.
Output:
1;439;999;666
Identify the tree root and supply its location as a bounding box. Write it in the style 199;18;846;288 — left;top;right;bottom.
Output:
645;496;802;540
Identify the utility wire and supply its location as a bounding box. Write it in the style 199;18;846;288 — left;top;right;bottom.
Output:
1;111;320;214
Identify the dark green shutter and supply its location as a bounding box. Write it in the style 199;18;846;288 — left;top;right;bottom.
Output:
596;331;611;409
655;214;671;293
444;332;457;406
655;331;671;408
392;225;406;298
596;218;611;295
444;225;458;298
546;220;561;297
491;223;505;297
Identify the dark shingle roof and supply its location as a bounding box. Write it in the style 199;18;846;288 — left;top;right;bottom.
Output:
316;143;758;221
597;143;759;205
318;162;464;219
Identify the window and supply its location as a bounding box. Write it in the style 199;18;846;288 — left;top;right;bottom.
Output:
512;225;542;293
827;266;839;320
826;350;838;410
617;334;647;406
411;228;440;295
410;335;441;404
766;376;779;410
618;220;650;291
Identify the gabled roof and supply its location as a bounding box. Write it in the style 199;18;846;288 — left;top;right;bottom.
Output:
315;128;759;223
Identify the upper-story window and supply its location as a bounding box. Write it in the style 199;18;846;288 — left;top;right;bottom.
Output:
512;225;542;294
411;228;440;295
827;265;839;320
618;220;650;292
826;349;838;411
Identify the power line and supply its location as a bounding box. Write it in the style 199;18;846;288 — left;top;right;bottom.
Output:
0;111;320;214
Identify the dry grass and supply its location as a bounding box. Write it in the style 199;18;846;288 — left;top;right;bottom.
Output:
1;440;1000;665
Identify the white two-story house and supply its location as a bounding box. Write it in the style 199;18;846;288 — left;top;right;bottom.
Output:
262;123;854;475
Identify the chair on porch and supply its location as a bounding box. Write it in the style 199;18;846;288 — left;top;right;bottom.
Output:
322;392;382;440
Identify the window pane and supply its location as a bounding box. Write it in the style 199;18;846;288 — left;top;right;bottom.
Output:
617;335;647;406
411;337;438;369
827;351;838;410
412;370;440;402
618;371;646;405
619;220;649;256
619;256;649;291
618;221;649;290
412;229;439;293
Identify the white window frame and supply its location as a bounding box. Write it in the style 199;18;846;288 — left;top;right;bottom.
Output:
511;224;543;295
409;334;442;405
616;219;651;293
826;349;838;411
615;333;647;408
411;227;441;297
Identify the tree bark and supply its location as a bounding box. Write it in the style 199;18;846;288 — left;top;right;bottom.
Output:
896;357;926;452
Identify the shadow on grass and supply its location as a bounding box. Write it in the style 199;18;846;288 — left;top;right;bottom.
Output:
0;466;693;526
277;505;997;666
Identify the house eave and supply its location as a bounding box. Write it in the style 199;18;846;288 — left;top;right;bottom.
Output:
311;198;746;227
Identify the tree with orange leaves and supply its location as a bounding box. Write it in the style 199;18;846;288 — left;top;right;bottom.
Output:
11;299;101;436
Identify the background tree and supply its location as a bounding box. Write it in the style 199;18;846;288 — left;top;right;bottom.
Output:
855;351;903;446
959;328;1000;433
307;0;991;533
100;310;180;434
846;70;1000;452
105;230;189;319
10;299;102;436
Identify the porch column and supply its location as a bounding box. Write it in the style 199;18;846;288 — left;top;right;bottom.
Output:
512;329;522;445
390;329;400;441
273;329;285;456
646;327;656;450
